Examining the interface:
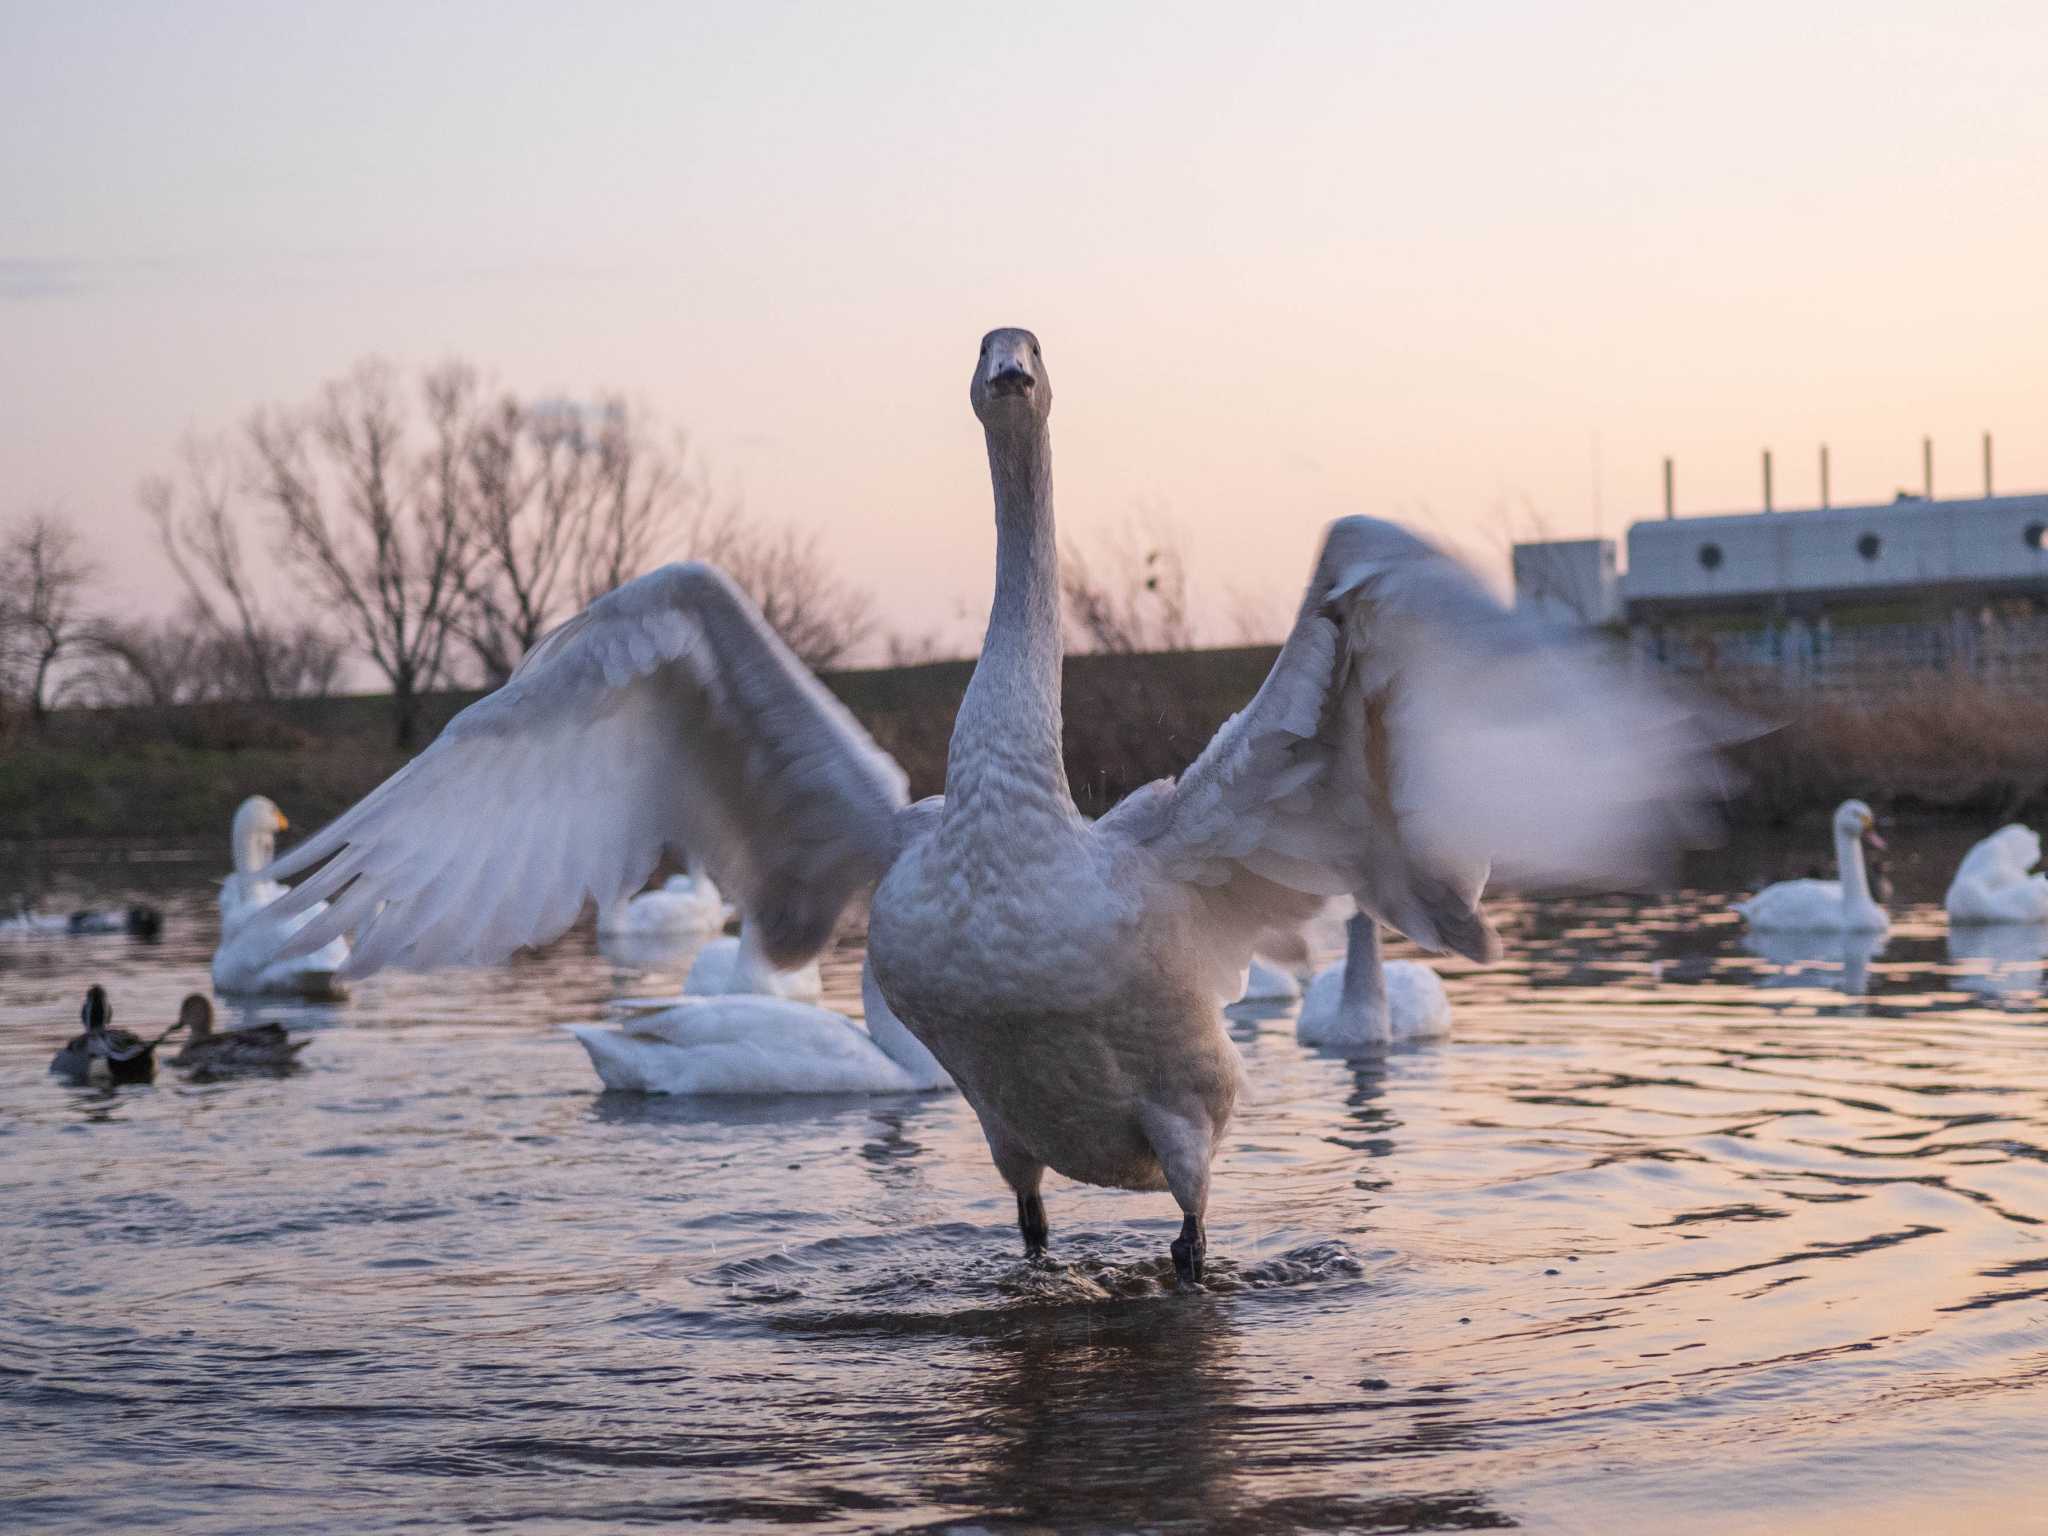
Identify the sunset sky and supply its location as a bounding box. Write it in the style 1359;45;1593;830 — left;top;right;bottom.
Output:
6;1;2046;657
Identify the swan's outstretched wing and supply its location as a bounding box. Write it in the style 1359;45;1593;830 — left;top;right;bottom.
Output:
259;563;909;977
1104;516;1730;983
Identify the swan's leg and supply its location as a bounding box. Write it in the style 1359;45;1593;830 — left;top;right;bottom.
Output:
982;1118;1049;1259
1142;1106;1214;1285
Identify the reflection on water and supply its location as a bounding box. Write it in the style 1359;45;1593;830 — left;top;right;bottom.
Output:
1740;926;1890;994
1;830;2046;1534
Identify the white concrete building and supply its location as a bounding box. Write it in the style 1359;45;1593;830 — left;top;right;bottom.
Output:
1512;492;2048;694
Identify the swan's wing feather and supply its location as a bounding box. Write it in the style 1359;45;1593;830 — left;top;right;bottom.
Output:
1112;516;1730;977
261;562;908;977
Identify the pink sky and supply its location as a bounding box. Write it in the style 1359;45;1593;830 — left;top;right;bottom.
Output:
6;2;2046;658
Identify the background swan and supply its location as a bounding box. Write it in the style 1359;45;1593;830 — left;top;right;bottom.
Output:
212;796;350;999
256;328;1729;1282
684;920;824;1001
570;958;949;1095
597;861;730;936
1298;913;1452;1048
1945;825;2048;926
1734;800;1888;933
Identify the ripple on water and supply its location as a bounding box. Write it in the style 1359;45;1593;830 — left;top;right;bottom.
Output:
3;848;2048;1533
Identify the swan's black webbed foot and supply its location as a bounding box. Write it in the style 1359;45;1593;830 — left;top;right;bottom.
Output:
1170;1213;1205;1285
1017;1190;1049;1259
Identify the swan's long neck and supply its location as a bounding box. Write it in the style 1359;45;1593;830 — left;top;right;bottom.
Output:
945;413;1071;822
1835;825;1879;918
1340;915;1391;1040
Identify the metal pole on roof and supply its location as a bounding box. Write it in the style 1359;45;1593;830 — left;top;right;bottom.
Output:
1984;431;1993;497
1762;448;1773;513
1923;436;1933;499
1663;456;1673;520
1820;444;1830;509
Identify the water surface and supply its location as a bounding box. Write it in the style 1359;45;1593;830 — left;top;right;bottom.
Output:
3;831;2046;1533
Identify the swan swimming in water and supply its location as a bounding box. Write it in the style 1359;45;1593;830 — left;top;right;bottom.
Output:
1733;799;1888;933
598;860;731;937
1297;913;1452;1048
252;328;1726;1282
683;920;824;1001
1945;825;2048;926
571;958;949;1095
212;797;350;998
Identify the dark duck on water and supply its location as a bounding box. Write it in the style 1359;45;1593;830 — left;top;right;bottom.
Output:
49;985;187;1085
168;996;309;1077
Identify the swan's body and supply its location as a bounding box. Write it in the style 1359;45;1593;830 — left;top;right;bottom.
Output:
684;924;823;1001
1297;915;1452;1048
253;328;1727;1282
598;866;730;937
1734;800;1888;933
1945;825;2048;926
571;960;948;1095
1236;956;1302;1004
212;798;350;998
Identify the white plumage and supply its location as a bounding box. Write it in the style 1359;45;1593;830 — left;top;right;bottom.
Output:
255;328;1729;1281
1297;914;1452;1048
1734;799;1888;933
570;959;948;1095
684;923;824;1001
1945;825;2048;926
212;797;350;999
598;864;731;937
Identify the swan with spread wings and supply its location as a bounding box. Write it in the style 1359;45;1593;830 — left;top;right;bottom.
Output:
257;327;1725;1282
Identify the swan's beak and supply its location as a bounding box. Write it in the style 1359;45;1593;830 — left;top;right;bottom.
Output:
985;347;1036;398
275;812;290;832
1863;822;1886;850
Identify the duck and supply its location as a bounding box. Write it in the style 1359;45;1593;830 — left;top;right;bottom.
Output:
1945;825;2048;926
212;797;350;999
5;904;162;938
682;920;824;1001
49;985;183;1085
249;328;1727;1282
597;860;731;937
1734;799;1889;933
1298;913;1452;1048
167;995;309;1077
569;957;949;1095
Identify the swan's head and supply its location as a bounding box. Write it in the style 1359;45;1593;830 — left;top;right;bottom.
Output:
82;985;110;1030
178;994;214;1041
1834;799;1884;851
970;328;1050;426
232;796;289;873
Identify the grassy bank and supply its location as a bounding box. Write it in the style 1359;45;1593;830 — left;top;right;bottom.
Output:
2;650;2043;845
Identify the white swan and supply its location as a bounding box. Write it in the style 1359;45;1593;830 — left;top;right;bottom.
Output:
211;797;350;999
1945;825;2048;926
684;921;824;1001
253;328;1727;1281
1733;799;1888;933
597;861;730;936
1298;913;1452;1048
570;958;949;1095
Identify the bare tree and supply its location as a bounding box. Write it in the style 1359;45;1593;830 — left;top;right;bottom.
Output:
1060;517;1193;654
455;396;696;686
143;435;345;701
0;511;98;727
577;400;691;607
688;505;876;673
248;360;479;747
